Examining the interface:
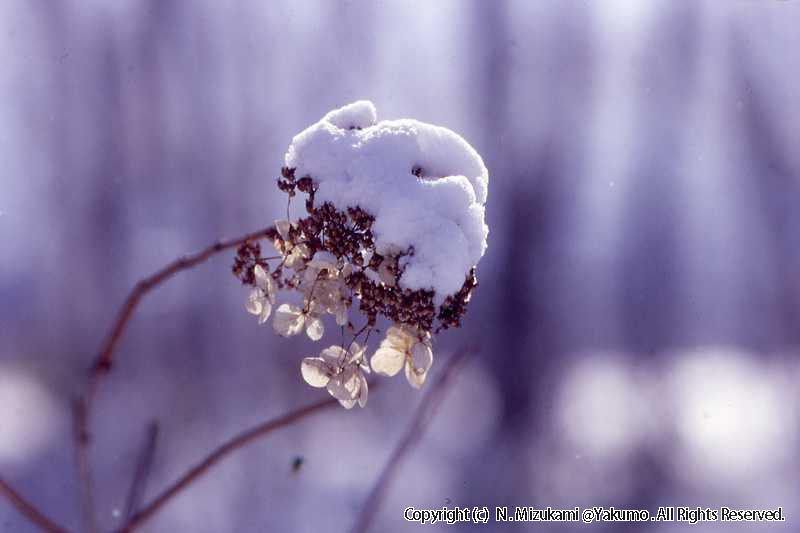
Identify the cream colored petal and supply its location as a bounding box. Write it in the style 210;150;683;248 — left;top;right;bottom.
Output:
338;398;356;409
308;253;337;273
307;299;324;315
371;347;404;377
253;264;269;289
245;290;263;315
301;357;333;388
285;249;302;270
327;368;359;402
383;325;404;343
313;283;337;309
342;368;362;398
320;345;347;365
305;316;324;341
273;304;304;337
275;219;291;239
258;300;273;324
335;305;348;326
405;360;428;389
357;373;368;408
265;275;278;304
295;243;311;259
410;342;433;373
347;342;364;364
399;324;422;341
386;324;414;340
386;325;414;348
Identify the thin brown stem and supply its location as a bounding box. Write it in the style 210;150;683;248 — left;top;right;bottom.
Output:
89;225;276;385
117;390;363;533
123;421;159;520
76;226;274;533
0;477;70;533
72;399;96;533
343;322;369;354
351;345;474;533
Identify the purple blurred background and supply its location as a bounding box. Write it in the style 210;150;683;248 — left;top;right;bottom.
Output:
2;1;800;531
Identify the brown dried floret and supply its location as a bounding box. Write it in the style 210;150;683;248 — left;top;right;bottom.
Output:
232;241;263;285
234;166;478;335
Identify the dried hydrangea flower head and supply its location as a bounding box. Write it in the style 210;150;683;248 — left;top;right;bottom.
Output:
234;101;488;407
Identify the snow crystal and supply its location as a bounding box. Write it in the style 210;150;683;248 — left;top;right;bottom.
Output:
285;101;488;302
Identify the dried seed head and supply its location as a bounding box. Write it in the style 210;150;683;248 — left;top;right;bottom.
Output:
241;171;477;334
235;102;488;405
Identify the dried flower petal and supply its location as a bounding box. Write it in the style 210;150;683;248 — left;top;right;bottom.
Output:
327;367;358;402
301;357;333;387
245;289;263;315
371;346;405;377
346;342;365;365
357;373;369;407
273;304;304;337
320;345;347;365
246;289;272;324
285;243;311;270
254;264;277;304
308;252;338;272
276;219;292;239
258;303;272;324
405;342;433;388
410;342;433;373
335;305;348;326
305;316;324;341
302;344;369;408
254;264;269;287
338;398;357;409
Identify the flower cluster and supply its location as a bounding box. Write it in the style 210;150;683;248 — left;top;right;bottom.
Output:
371;325;433;389
233;164;480;408
301;343;369;409
234;98;488;409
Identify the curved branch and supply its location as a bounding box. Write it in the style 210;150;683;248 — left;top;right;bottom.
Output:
351;345;474;533
76;226;275;531
0;477;70;533
89;225;276;386
117;392;353;532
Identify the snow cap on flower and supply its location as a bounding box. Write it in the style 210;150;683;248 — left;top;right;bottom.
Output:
285;101;488;304
234;102;490;409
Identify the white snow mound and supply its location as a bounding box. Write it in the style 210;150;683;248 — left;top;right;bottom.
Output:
285;101;488;302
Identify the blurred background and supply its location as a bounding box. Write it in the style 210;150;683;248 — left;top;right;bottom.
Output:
2;0;800;531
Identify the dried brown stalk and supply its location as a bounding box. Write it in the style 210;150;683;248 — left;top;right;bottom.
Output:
117;393;348;532
351;345;474;533
0;477;70;533
1;221;472;533
123;421;159;520
88;226;278;395
75;226;275;530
